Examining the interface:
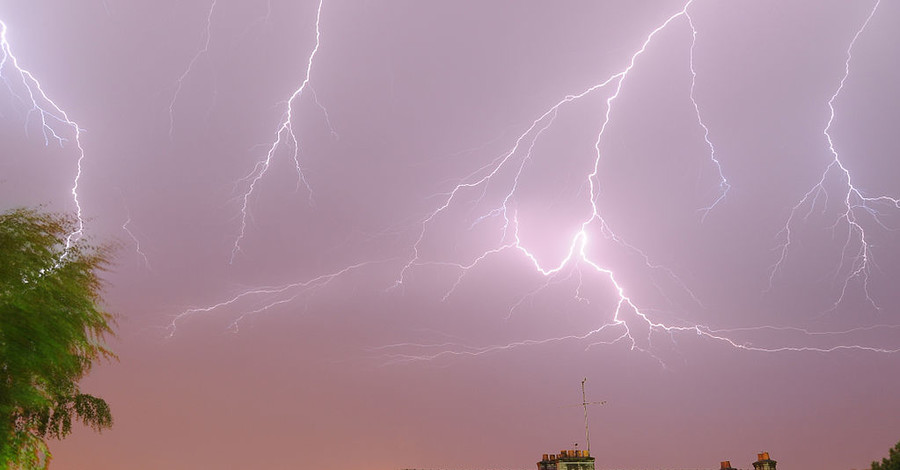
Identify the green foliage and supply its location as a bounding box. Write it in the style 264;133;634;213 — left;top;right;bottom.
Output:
873;441;900;470
0;208;116;469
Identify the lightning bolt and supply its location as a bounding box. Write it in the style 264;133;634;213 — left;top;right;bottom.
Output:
174;2;900;361
0;19;87;247
687;10;729;220
122;213;151;270
167;258;395;338
230;0;328;262
768;0;896;313
182;1;718;345
168;0;218;138
377;0;899;364
376;322;900;366
385;1;713;360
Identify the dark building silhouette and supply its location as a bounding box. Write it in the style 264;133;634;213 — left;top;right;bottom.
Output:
533;449;777;470
537;449;595;470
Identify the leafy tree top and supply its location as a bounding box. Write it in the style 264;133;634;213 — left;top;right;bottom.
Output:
0;208;116;468
873;441;900;470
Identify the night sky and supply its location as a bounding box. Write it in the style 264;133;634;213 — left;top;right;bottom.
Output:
2;1;900;469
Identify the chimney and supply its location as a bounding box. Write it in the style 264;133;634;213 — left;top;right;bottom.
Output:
721;461;736;470
752;451;777;470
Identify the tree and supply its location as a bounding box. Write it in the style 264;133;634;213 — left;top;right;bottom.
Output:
873;440;900;470
0;208;116;469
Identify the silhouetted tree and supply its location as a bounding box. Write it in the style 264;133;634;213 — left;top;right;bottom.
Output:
0;208;116;469
872;441;900;470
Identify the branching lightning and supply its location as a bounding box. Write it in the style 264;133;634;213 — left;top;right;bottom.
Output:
122;213;151;269
168;0;218;138
386;1;719;361
377;0;900;363
183;1;719;346
687;10;729;220
167;258;394;337
172;1;900;361
768;0;898;313
0;19;87;248
230;0;329;262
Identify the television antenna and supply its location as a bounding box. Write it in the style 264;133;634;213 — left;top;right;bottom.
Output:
579;378;606;454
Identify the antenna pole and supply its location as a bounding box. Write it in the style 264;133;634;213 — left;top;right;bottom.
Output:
577;378;606;455
582;378;590;454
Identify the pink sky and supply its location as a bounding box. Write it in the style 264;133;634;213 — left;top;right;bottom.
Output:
2;1;899;469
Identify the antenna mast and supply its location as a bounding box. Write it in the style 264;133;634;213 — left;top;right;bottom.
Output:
580;378;607;454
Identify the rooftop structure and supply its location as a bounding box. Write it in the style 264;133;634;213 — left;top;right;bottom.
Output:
534;450;777;470
752;452;777;470
537;449;595;470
